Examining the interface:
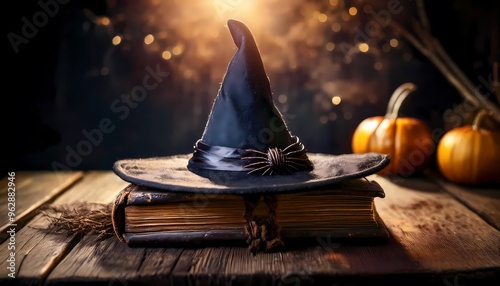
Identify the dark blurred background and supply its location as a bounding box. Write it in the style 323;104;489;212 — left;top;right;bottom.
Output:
4;0;499;173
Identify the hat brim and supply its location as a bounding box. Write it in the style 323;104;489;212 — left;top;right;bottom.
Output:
112;152;390;195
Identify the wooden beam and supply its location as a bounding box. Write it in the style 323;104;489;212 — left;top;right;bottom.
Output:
424;170;500;230
0;171;83;243
0;171;128;284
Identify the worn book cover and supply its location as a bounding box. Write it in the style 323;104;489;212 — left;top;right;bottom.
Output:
111;178;390;247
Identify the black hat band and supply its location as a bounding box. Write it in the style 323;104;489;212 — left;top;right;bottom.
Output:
188;136;313;175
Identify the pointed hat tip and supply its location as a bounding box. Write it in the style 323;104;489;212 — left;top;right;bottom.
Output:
227;19;251;49
227;19;244;29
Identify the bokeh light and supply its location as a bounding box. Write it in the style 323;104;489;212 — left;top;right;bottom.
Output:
331;96;342;105
144;34;154;45
111;35;122;46
389;38;399;48
326;42;335;51
162;50;172;60
358;43;369;53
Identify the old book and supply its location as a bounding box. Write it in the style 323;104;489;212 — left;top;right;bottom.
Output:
111;178;390;247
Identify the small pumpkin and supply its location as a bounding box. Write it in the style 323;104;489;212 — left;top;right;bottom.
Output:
351;82;434;176
437;109;500;185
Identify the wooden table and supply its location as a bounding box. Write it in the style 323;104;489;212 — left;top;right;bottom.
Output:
1;170;499;285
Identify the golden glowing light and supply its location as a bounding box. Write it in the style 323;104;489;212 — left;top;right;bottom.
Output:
331;23;341;32
329;0;339;6
331;96;342;105
326;42;335;51
112;35;122;46
100;17;110;26
358;43;369;53
172;45;183;55
114;0;403;106
318;13;328;23
144;34;154;45
210;30;220;39
389;38;399;47
162;50;172;60
213;0;254;20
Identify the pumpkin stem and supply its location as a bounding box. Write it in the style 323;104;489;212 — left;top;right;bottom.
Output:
385;82;417;119
472;109;490;131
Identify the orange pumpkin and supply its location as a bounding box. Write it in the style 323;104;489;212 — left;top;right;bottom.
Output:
437;109;500;185
352;82;434;176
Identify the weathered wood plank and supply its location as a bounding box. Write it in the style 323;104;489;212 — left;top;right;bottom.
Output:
424;169;500;230
0;215;81;284
372;174;500;272
169;248;197;286
3;171;499;286
186;247;285;286
201;231;420;285
0;171;84;242
0;171;128;285
46;234;183;285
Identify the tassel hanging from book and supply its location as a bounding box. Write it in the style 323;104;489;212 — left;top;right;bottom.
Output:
242;194;285;255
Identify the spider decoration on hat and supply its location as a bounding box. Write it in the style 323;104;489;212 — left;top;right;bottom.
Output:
242;139;313;175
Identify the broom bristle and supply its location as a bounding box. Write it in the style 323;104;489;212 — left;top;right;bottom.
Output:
38;202;114;240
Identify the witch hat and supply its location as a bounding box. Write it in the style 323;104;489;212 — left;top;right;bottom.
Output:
187;19;313;176
113;19;390;195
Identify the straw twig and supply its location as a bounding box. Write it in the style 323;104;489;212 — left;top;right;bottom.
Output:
389;0;500;122
39;202;114;240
